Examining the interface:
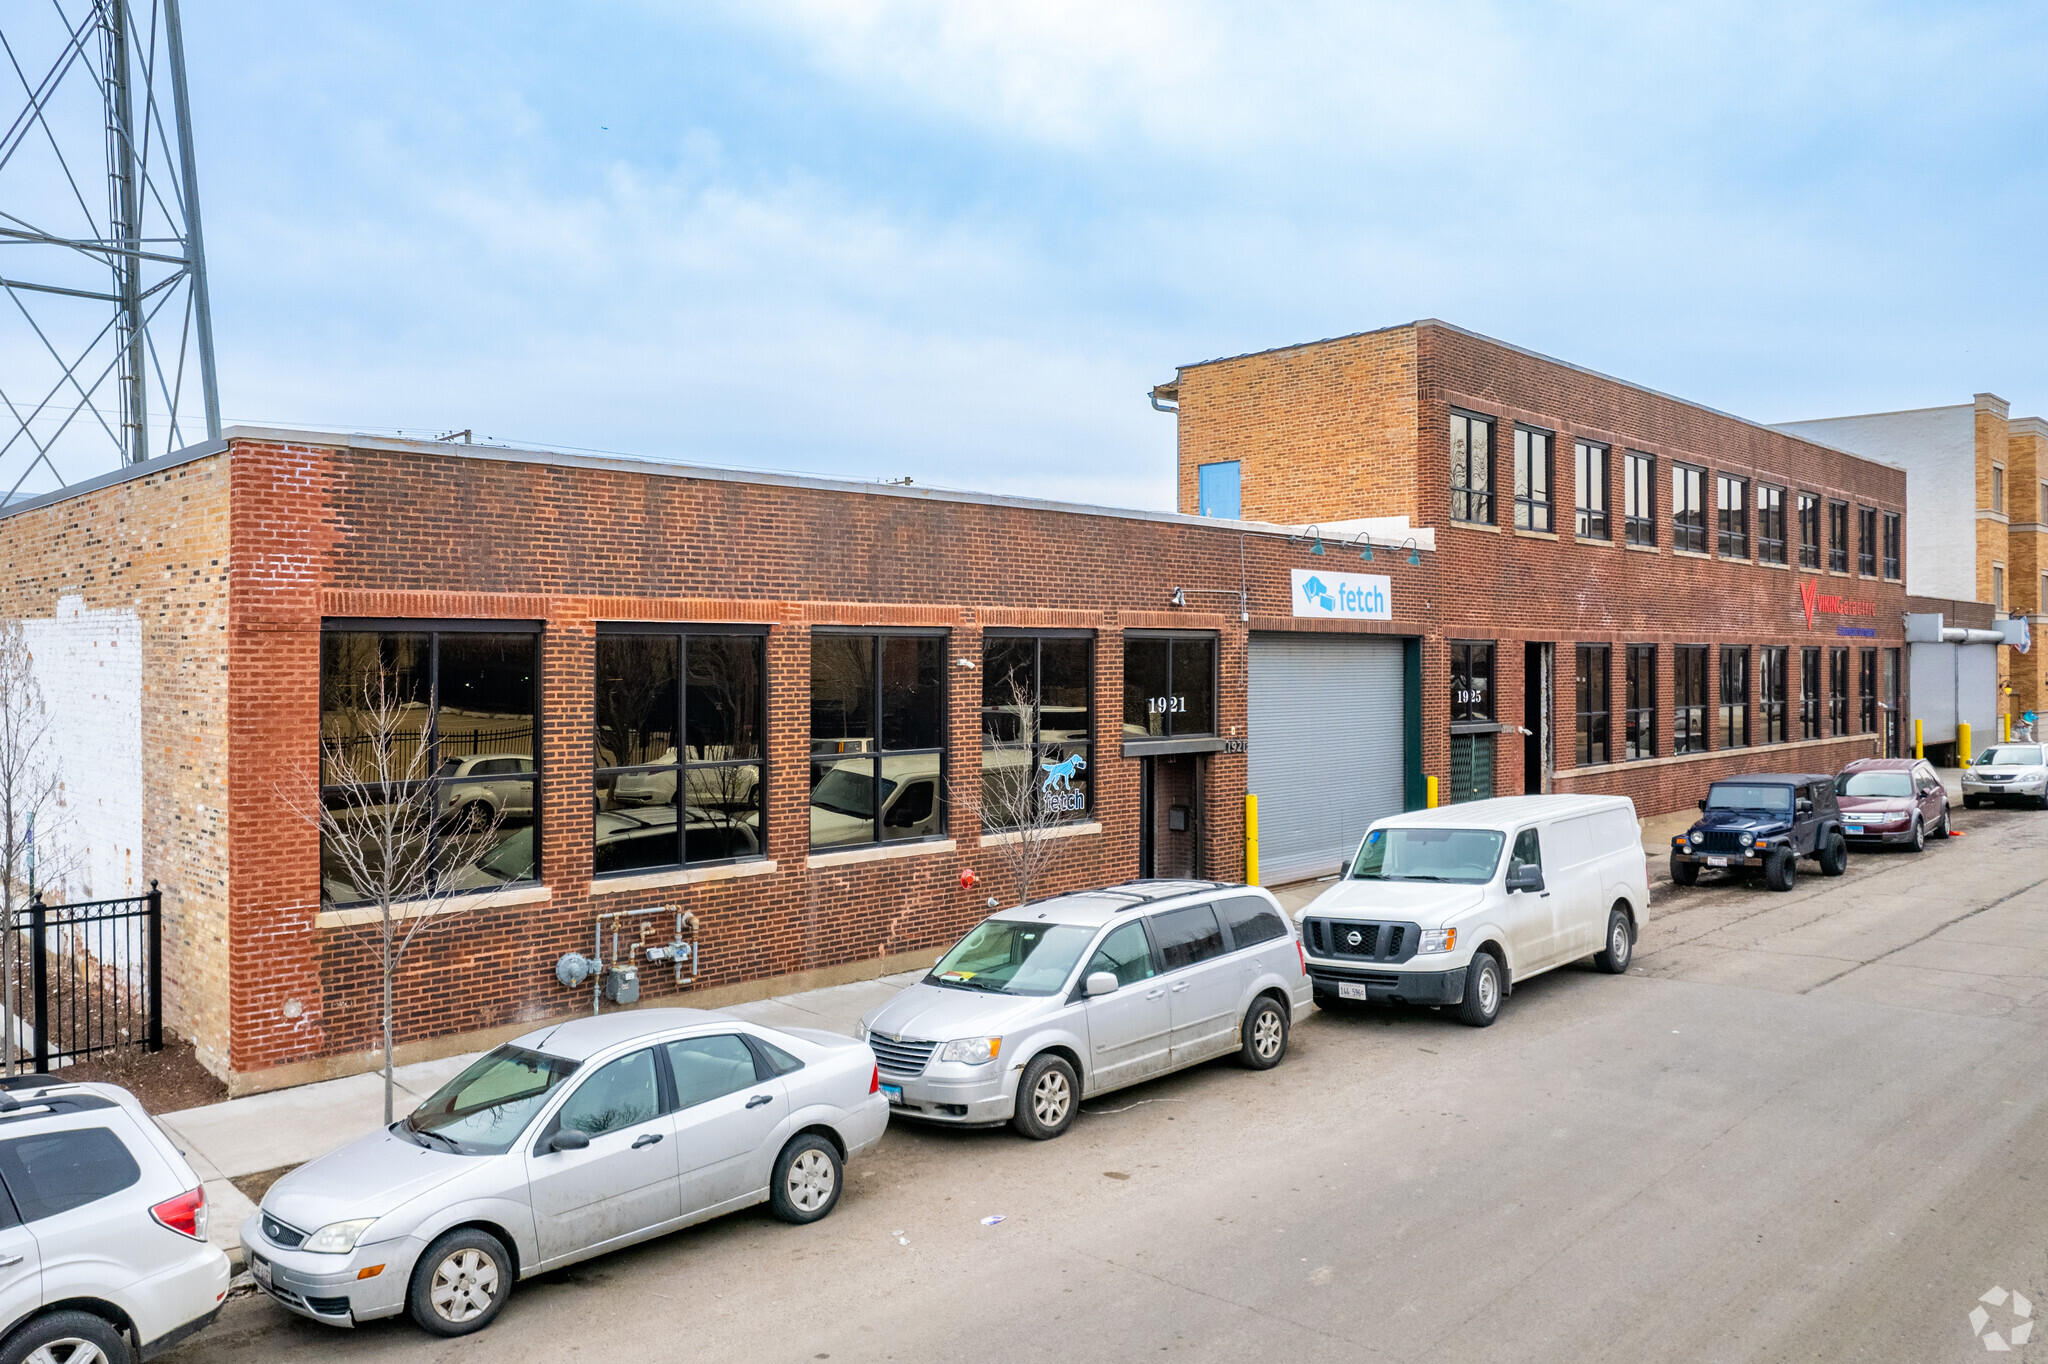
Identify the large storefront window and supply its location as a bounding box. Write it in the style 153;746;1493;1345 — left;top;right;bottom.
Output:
594;627;765;874
1624;645;1656;760
1829;647;1850;736
1760;647;1788;745
983;634;1094;827
1575;644;1609;766
1800;646;1822;739
1448;641;1496;803
319;626;539;904
1122;635;1217;739
811;632;946;849
1673;645;1707;755
1718;646;1749;748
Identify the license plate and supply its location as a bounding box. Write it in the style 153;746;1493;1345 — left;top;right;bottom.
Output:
250;1257;272;1290
1706;856;1729;867
1846;825;1863;835
1337;981;1369;1000
881;1083;903;1104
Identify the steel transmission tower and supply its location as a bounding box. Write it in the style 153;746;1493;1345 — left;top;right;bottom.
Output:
1;0;219;499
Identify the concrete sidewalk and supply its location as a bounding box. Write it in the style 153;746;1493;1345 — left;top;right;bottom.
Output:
159;969;924;1266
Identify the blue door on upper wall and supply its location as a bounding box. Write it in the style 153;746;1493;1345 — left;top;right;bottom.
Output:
1198;462;1241;519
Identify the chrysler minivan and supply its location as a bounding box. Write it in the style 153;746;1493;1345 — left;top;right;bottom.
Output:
1297;795;1648;1027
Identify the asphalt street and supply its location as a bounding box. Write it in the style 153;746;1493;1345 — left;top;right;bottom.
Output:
175;800;2048;1363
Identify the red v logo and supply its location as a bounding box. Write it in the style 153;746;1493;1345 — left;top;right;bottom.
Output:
1800;579;1818;629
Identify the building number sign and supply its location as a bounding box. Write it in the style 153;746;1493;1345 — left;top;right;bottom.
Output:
1148;696;1187;716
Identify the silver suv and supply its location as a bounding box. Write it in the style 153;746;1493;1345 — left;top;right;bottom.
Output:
857;880;1311;1139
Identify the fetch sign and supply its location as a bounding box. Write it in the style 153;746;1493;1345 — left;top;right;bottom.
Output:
1292;569;1392;621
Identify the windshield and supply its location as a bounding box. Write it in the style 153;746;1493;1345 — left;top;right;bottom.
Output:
1705;783;1794;814
404;1045;579;1154
1349;827;1506;883
926;919;1097;996
1978;747;2044;767
465;826;535;882
810;765;896;818
1836;771;1911;798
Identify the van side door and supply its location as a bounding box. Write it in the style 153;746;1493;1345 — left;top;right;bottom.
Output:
1503;827;1558;969
1078;921;1171;1095
1147;903;1239;1066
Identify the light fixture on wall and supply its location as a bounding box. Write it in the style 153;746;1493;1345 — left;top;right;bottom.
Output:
1287;525;1325;556
954;657;977;669
1402;537;1422;566
1351;531;1375;563
1170;587;1187;608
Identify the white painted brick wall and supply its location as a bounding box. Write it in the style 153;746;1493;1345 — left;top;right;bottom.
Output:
19;595;143;900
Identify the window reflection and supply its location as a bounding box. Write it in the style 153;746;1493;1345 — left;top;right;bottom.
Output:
982;634;1094;828
810;632;946;847
1122;636;1216;739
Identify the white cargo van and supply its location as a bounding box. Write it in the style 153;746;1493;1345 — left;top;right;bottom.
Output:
1295;795;1648;1026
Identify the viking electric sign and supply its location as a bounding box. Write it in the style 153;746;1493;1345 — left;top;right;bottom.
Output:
1292;569;1392;620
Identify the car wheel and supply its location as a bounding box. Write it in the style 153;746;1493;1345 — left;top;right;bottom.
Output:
1965;794;1981;810
0;1311;132;1364
1764;847;1797;892
1933;804;1952;838
770;1133;843;1224
407;1228;510;1338
1594;907;1633;973
1455;951;1503;1027
1818;832;1848;877
1011;1052;1080;1140
1237;995;1289;1069
1669;854;1699;886
1908;816;1925;853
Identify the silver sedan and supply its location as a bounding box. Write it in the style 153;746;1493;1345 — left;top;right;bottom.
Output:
239;1008;886;1336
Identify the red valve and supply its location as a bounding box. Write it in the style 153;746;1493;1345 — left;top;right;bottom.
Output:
959;868;977;889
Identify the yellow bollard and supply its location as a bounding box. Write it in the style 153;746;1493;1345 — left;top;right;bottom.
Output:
1914;717;1923;760
1960;720;1973;767
1244;794;1260;887
2004;713;2012;743
1426;774;1440;809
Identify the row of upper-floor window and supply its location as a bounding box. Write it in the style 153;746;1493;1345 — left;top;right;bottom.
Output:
1985;467;2048;522
1449;639;1896;768
315;624;1221;903
1448;412;1903;579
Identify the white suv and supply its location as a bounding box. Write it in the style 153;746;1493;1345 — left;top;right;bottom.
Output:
0;1076;230;1364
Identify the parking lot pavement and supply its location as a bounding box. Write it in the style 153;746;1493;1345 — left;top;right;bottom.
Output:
176;800;2048;1363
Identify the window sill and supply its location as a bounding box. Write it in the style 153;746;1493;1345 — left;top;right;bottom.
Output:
316;882;551;929
1671;549;1712;560
1622;542;1661;555
1511;527;1560;542
807;838;957;870
1453;520;1502;534
1759;559;1791;571
981;821;1102;848
589;860;778;896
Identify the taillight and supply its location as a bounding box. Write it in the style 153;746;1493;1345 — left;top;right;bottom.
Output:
152;1185;207;1241
1297;936;1307;974
869;1063;880;1095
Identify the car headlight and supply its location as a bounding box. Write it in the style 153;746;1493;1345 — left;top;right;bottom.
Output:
1737;832;1753;847
938;1037;1001;1065
1417;928;1457;954
302;1217;377;1255
1688;831;1704;845
853;1018;869;1041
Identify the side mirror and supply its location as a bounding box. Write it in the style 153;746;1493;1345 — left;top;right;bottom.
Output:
1697;799;1708;811
1084;971;1120;998
1507;864;1545;894
1796;799;1813;816
549;1128;590;1153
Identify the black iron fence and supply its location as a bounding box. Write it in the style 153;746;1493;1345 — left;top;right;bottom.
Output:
6;882;162;1072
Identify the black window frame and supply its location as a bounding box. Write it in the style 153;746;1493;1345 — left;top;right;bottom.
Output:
1881;511;1901;580
1122;632;1219;741
1718;645;1750;749
1756;485;1787;565
1828;647;1849;736
1673;644;1708;754
1800;646;1822;739
1828;500;1850;573
1859;648;1878;733
1760;646;1788;745
1574;441;1609;541
1624;644;1656;760
1575;644;1610;766
1623;452;1656;547
809;628;950;850
594;623;769;876
982;630;1096;829
319;620;544;906
1716;474;1750;559
1449;410;1495;525
1513;424;1554;533
1797;492;1821;569
1857;505;1878;576
1672;464;1707;554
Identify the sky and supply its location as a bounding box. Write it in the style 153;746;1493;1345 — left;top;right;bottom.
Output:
15;1;2048;508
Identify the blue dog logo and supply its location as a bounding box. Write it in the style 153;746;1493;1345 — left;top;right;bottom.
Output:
1301;574;1335;612
1040;753;1087;791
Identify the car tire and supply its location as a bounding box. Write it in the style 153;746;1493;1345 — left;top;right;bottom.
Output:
1965;794;1981;810
1764;847;1797;892
1455;951;1504;1027
1237;995;1289;1069
1818;832;1848;877
1908;816;1925;852
1933;804;1952;838
1669;854;1699;886
407;1227;511;1338
769;1133;842;1224
1010;1052;1079;1140
1594;907;1633;974
0;1311;132;1364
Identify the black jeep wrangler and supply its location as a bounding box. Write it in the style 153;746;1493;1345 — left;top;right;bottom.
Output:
1670;772;1848;892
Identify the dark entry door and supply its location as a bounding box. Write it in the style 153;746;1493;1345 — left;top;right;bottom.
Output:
1139;756;1199;879
1524;642;1553;795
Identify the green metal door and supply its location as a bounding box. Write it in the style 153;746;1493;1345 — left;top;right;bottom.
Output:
1448;733;1495;804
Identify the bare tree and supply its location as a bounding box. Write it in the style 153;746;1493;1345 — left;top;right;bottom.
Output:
0;621;61;1077
297;665;509;1123
967;676;1084;907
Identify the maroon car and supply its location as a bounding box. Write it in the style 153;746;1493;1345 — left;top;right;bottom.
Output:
1833;758;1951;850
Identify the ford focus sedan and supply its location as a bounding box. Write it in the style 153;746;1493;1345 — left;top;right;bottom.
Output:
858;880;1311;1140
240;1009;885;1337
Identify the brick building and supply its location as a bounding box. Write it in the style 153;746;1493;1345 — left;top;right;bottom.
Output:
1156;318;1910;821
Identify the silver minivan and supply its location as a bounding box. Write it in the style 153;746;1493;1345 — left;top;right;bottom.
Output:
857;880;1312;1139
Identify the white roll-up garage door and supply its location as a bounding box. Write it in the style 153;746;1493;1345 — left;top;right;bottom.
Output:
1248;633;1407;885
